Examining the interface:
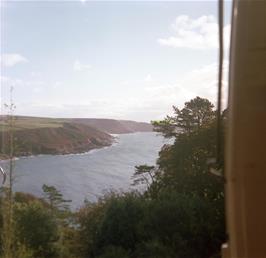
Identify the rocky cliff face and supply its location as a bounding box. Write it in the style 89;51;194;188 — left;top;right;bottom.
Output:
0;123;114;157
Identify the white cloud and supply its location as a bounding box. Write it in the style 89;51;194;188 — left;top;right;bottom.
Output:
30;71;41;77
0;53;28;67
53;81;63;89
144;74;153;82
73;60;91;71
0;76;45;88
2;62;229;121
16;62;228;121
144;61;229;112
179;61;229;108
0;0;8;9
158;15;231;50
120;80;130;86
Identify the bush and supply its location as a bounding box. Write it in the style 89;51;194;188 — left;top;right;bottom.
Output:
77;192;145;257
97;246;129;258
14;201;59;258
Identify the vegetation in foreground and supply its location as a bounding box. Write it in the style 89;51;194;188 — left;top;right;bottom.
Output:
0;97;226;258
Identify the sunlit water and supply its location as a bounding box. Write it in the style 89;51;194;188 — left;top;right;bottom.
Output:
1;132;169;209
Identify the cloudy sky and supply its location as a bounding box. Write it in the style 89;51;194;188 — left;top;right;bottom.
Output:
1;0;232;122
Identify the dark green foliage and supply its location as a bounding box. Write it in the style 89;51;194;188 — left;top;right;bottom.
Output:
42;184;72;212
149;98;226;257
152;116;177;138
0;187;75;258
156;122;224;198
41;185;76;257
176;96;215;132
14;201;58;258
142;192;224;258
14;192;48;206
152;96;215;137
76;97;225;258
77;192;145;257
77;189;224;258
0;195;3;256
97;193;144;252
135;239;175;258
131;165;155;188
97;246;129;258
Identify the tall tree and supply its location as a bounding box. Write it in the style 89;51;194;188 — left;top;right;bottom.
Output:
152;96;215;137
42;184;71;213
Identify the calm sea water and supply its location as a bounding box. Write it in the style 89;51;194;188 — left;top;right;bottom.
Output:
1;132;169;209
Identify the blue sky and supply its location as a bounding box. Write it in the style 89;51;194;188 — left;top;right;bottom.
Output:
1;0;232;122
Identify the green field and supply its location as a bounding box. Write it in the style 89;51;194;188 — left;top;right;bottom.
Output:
0;116;66;131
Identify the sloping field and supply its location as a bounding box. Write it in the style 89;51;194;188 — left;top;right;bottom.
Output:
0;116;64;131
0;116;153;133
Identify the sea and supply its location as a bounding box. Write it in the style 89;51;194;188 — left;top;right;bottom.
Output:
0;132;170;209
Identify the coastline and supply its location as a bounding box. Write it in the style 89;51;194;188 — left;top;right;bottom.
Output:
0;138;115;161
0;132;157;161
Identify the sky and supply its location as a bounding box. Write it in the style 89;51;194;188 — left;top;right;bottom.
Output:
0;0;232;122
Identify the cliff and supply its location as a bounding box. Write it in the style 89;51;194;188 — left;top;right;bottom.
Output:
0;122;113;157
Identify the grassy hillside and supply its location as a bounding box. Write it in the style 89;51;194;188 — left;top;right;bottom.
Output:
0;117;113;158
0;116;65;131
0;116;153;133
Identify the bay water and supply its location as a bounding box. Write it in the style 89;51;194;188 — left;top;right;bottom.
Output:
1;132;169;209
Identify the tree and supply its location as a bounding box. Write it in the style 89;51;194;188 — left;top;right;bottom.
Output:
97;246;129;258
152;116;178;138
152;96;215;137
14;201;58;258
77;192;145;258
148;98;225;257
42;185;73;258
131;165;155;188
75;97;225;258
42;184;71;213
141;191;224;258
